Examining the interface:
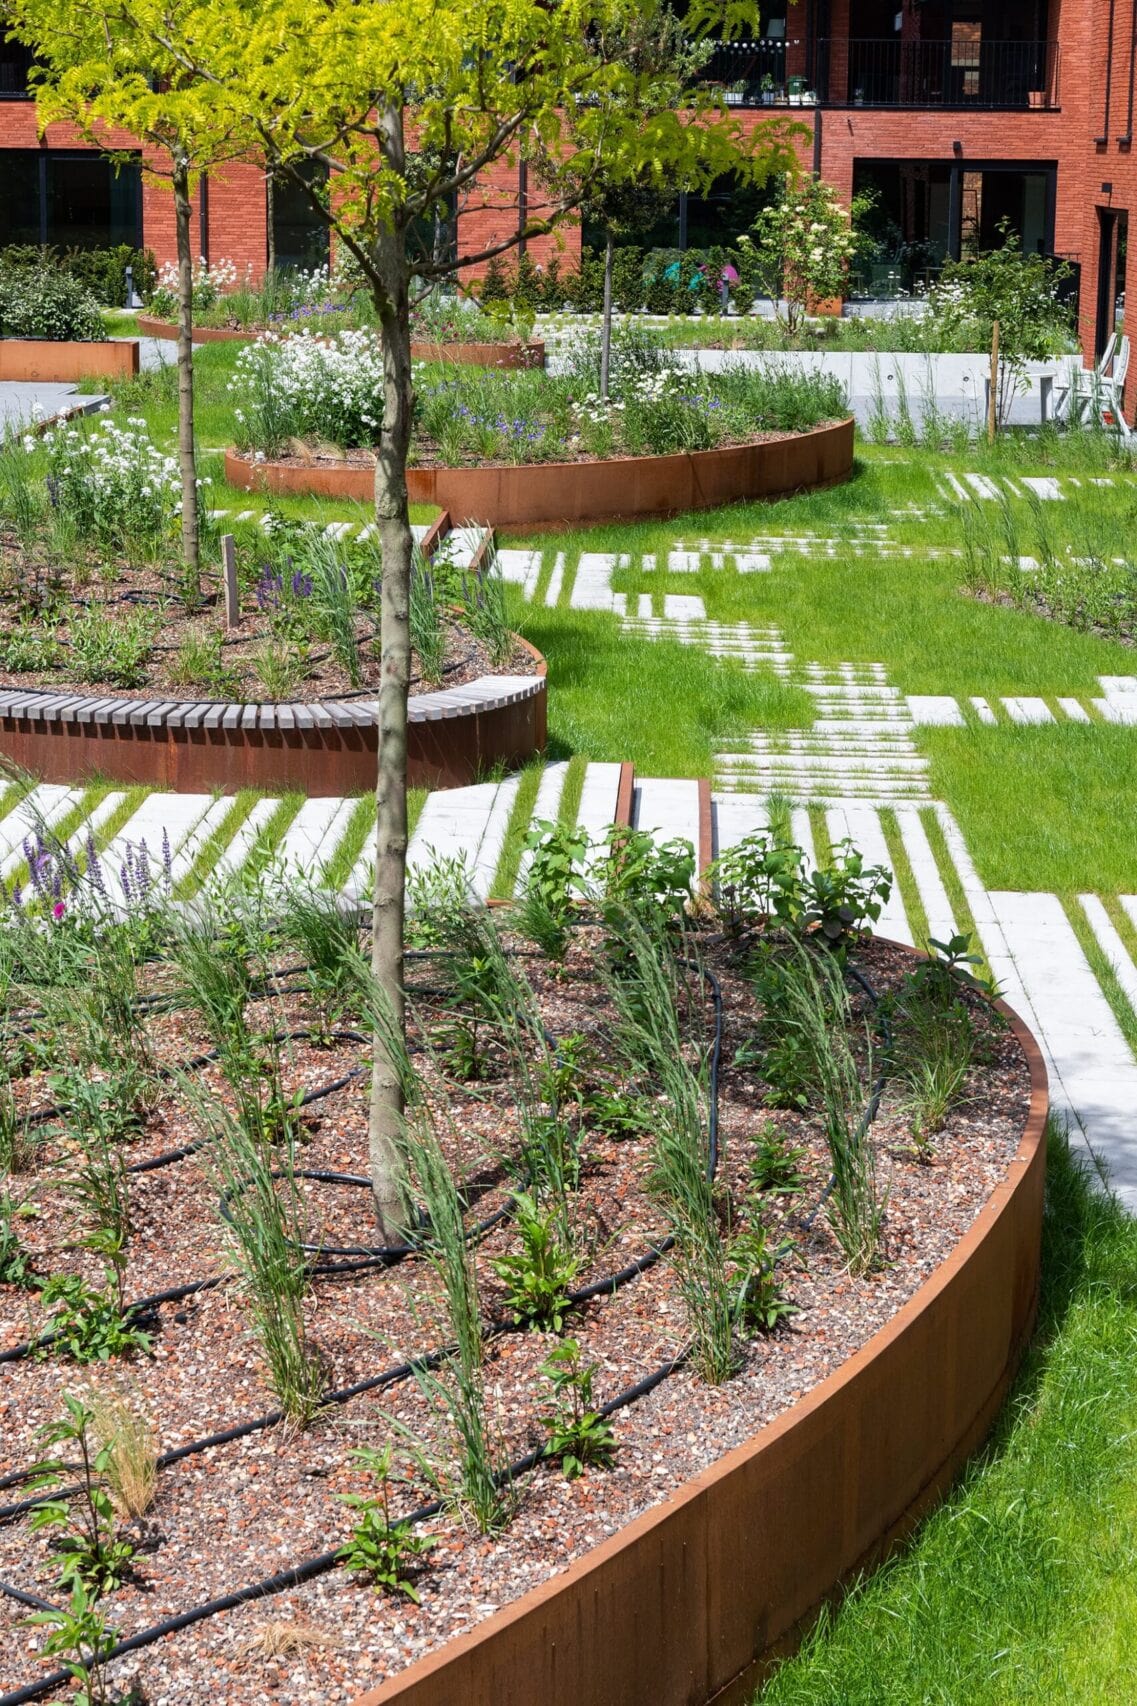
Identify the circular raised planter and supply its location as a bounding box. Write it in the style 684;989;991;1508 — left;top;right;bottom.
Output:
348;1004;1047;1706
0;639;546;794
0;339;139;382
136;316;544;367
225;416;855;529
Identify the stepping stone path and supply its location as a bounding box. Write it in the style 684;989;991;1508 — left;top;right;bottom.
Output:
10;516;1137;1210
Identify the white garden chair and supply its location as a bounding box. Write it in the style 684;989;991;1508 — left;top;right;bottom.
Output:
1055;332;1132;437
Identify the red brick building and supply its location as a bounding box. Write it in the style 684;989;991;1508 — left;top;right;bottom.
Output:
2;0;1135;389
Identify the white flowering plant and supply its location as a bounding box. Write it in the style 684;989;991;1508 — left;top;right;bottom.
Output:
750;179;858;335
229;329;385;454
231;324;845;464
36;415;183;551
148;256;241;320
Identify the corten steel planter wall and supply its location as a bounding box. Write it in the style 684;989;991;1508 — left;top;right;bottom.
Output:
0;339;140;382
409;339;545;369
136;316;249;344
351;1006;1047;1706
225;417;855;528
136;318;544;367
0;640;545;795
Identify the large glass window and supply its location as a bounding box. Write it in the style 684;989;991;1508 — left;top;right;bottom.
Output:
269;162;330;271
0;150;142;247
0;35;33;96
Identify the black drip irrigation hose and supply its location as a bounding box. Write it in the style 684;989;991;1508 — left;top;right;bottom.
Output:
0;942;885;1703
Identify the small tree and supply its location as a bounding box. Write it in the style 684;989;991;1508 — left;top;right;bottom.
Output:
26;0;799;1236
926;222;1073;426
749;174;857;336
7;0;247;587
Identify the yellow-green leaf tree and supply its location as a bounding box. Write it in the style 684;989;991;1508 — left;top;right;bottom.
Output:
14;0;801;1235
5;0;251;584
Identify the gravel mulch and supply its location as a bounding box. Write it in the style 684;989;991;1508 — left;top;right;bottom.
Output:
0;927;1031;1705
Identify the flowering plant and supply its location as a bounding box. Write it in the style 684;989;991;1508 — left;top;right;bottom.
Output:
750;179;857;334
35;415;181;550
229;329;385;454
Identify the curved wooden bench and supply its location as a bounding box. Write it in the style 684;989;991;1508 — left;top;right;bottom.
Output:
0;649;546;794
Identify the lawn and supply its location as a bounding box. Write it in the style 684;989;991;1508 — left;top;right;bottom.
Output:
65;344;1137;892
757;1129;1137;1705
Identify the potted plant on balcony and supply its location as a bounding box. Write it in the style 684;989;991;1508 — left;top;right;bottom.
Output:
724;79;746;105
760;72;776;105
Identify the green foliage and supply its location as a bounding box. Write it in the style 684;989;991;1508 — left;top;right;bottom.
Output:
711;832;806;929
593;824;695;930
928;222;1074;423
0;242;156;307
37;1272;152;1363
800;839;893;946
23;1579;121;1706
538;1338;618;1480
747;1120;807;1195
728;1215;797;1333
0;262;104;342
750;177;858;334
0;1189;35;1286
28;1395;137;1596
337;1445;436;1601
520;817;589;957
490;1192;581;1330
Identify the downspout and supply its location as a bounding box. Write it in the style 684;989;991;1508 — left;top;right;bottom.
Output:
1097;0;1117;145
198;172;209;265
1118;0;1137;143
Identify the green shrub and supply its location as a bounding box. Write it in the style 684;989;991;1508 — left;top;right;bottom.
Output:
0;265;104;342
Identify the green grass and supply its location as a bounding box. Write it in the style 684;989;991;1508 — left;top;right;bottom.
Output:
320;794;374;890
923;724;1137;893
516;606;812;778
758;1128;1137;1705
558;755;587;828
877;808;932;950
490;760;546;899
175;790;261;899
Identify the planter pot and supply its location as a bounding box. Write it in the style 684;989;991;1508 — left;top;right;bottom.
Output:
0;339;139;382
347;991;1047;1706
1028;90;1046;108
806;296;845;318
224;418;855;530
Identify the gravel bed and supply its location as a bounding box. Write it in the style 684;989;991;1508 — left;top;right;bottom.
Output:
0;929;1031;1704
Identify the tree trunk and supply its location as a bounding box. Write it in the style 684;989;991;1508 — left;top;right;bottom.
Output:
368;102;414;1240
600;231;614;402
172;160;201;591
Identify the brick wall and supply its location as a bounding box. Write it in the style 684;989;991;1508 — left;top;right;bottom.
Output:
6;0;1137;421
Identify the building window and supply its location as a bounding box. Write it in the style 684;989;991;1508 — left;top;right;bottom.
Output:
0;37;33;97
269;162;330;271
0;150;143;247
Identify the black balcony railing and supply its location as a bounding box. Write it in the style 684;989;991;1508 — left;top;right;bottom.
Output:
817;38;1060;109
698;39;796;106
0;39;34;97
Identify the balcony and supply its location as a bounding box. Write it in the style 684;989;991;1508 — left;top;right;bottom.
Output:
818;38;1060;110
698;39;808;109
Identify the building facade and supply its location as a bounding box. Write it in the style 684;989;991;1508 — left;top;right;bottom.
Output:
2;1;1136;394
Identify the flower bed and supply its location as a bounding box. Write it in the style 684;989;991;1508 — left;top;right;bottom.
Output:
224;326;852;525
0;420;545;788
0;830;1044;1706
226;418;854;528
136;318;545;367
0;256;136;379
